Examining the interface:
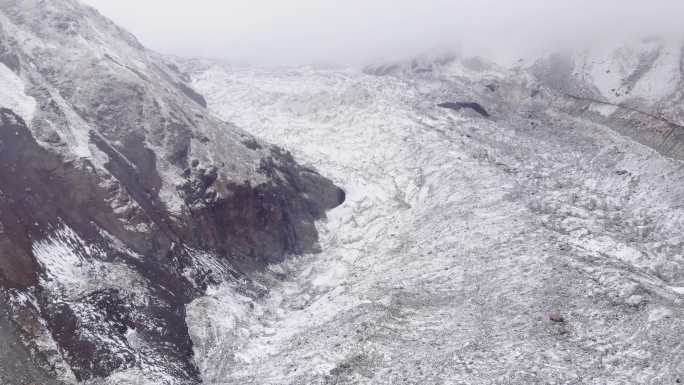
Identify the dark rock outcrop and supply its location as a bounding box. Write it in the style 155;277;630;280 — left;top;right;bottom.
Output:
176;82;208;108
438;102;490;117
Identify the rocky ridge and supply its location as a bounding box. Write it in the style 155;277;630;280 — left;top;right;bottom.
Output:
0;0;343;383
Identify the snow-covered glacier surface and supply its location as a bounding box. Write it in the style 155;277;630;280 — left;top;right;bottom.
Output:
186;62;684;384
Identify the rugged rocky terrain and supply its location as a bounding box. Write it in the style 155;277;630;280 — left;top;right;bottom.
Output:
0;1;342;384
1;0;683;384
180;39;684;384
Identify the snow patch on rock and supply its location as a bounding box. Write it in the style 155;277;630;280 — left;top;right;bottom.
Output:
32;224;147;302
0;63;36;125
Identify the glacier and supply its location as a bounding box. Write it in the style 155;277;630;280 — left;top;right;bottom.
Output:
182;56;684;384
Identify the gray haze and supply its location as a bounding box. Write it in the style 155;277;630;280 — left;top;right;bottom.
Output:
83;0;684;67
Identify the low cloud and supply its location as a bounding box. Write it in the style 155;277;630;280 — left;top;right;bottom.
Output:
83;0;684;67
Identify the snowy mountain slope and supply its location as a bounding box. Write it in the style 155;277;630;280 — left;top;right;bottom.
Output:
0;1;682;383
185;57;684;384
531;36;684;160
0;1;342;384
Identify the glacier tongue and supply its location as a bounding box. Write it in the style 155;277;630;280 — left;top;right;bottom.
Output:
186;63;684;384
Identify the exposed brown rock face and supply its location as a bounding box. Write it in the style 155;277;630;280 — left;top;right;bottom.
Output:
0;1;344;383
0;109;47;288
179;148;346;265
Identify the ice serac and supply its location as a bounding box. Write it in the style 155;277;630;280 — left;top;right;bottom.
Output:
0;0;342;383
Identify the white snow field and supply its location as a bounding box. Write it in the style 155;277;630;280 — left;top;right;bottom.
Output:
185;61;684;384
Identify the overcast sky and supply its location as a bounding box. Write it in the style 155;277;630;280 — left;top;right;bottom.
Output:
82;0;684;67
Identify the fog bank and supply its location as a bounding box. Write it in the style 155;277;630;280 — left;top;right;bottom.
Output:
83;0;684;67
